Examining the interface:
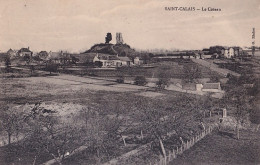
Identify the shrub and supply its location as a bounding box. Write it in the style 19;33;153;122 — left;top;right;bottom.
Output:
134;76;147;86
116;76;124;83
45;61;59;75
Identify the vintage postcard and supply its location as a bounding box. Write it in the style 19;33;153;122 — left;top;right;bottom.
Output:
0;0;259;164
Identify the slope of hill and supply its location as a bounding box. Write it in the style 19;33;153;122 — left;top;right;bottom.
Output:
84;43;136;56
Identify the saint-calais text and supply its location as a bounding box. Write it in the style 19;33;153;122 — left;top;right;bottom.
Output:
165;7;221;11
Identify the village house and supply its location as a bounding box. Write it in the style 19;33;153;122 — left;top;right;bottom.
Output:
233;47;243;57
17;47;32;57
49;51;64;64
134;57;144;65
201;82;222;92
7;49;17;58
93;53;132;67
221;47;240;58
93;53;121;67
118;56;132;66
71;53;96;65
229;47;234;57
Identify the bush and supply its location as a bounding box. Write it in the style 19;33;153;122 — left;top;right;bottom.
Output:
45;61;59;75
134;76;147;86
156;71;170;89
116;76;124;83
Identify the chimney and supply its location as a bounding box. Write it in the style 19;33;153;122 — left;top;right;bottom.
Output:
28;47;30;50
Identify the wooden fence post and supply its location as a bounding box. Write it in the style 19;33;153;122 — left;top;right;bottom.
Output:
168;151;172;162
172;149;176;159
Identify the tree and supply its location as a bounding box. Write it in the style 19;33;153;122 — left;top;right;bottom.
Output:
45;60;58;75
5;55;11;72
182;64;201;83
134;98;194;163
77;107;123;162
23;104;86;165
105;33;112;44
116;75;124;83
134;76;147;86
226;87;250;140
71;56;79;65
250;102;260;131
0;106;23;145
156;70;170;90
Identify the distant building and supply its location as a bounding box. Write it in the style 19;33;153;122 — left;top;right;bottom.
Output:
229;47;234;57
233;47;243;57
201;82;222;92
93;53;121;67
116;32;124;44
117;56;132;66
93;53;132;67
221;47;242;58
7;49;17;58
134;57;144;65
18;47;32;57
49;51;64;63
182;83;196;91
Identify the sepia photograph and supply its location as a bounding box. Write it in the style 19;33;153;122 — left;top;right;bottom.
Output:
0;0;259;164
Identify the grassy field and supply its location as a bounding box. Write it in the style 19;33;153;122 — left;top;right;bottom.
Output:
63;59;222;81
170;129;260;165
0;72;212;164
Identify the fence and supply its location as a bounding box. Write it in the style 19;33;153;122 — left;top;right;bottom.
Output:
153;126;215;165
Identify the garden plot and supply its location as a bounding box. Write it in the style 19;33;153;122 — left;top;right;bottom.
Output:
137;91;165;98
110;84;148;90
15;75;146;93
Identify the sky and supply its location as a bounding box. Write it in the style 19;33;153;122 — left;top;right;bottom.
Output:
0;0;259;53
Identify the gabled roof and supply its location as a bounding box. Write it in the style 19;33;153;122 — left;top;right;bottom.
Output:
97;54;119;60
7;49;15;53
74;53;96;62
18;48;31;53
134;56;144;60
203;83;221;89
118;56;131;61
108;56;120;60
49;52;62;59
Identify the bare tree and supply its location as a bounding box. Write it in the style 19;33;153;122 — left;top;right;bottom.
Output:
4;55;11;72
22;104;86;165
156;70;170;90
0;106;23;145
182;64;201;83
227;87;250;140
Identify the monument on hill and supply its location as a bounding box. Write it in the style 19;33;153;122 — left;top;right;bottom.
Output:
116;32;124;44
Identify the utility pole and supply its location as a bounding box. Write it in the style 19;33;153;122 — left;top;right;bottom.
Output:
252;28;255;57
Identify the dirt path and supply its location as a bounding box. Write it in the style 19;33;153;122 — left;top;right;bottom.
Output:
102;144;150;165
192;59;241;77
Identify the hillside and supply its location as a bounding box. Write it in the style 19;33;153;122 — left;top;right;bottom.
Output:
84;43;136;56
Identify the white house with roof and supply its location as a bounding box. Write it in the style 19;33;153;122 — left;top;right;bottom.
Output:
222;47;235;58
134;57;144;65
229;47;234;57
118;56;132;66
93;53;132;67
93;53;121;67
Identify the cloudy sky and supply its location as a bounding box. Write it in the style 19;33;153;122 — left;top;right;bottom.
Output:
0;0;259;52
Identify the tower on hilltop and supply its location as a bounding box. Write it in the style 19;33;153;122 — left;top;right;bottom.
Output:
116;32;124;44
